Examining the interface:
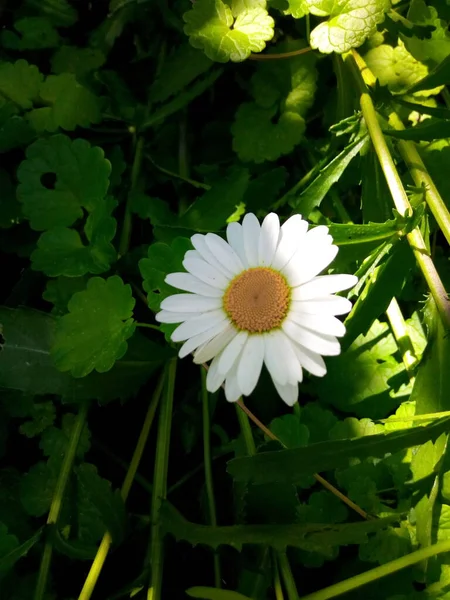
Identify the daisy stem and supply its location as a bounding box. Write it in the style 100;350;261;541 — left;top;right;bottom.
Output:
201;368;221;589
345;50;450;331
300;537;450;600
147;358;177;600
273;551;285;600
385;297;417;374
248;46;312;61
34;401;89;600
78;372;165;600
277;552;300;600
237;400;370;520
119;134;145;258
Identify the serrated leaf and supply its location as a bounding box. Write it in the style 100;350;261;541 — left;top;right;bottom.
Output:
51;276;136;378
327;220;399;246
364;41;429;95
0;60;43;110
1;17;60;50
297;491;349;524
0;116;35;153
308;0;390;54
139;237;192;311
269;414;309;448
299;404;338;444
40;414;91;462
284;0;309;18
26;73;102;132
227;416;450;484
385;118;450;141
408;54;450;93
43;276;88;315
25;0;78;27
183;0;274;63
161;501;396;551
20;460;58;517
403;0;450;66
51;46;106;78
291;134;369;217
0;527;42;574
17;134;111;231
359;525;411;564
19;401;56;438
0;307;168;402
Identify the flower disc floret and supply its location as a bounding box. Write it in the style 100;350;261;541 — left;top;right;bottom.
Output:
156;212;357;406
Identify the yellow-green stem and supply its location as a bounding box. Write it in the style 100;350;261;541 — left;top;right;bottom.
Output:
119;135;145;257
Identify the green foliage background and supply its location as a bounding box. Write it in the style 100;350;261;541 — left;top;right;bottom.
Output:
0;0;450;599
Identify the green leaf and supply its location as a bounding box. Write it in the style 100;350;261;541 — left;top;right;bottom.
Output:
291;134;369;217
187;588;251;600
364;41;429;95
327;220;399;246
19;401;56;438
0;307;167;402
17;134;111;231
40;414;91;462
403;0;450;66
297;491;349;524
74;463;126;544
407;54;450;93
284;0;309;18
0;169;22;229
307;0;390;54
269;414;309;448
1;17;60;50
0;116;35;153
183;0;274;63
359;525;411;564
31;199;117;277
299;404;338;444
43;276;88;315
150;43;213;104
51;276;136;378
243;167;287;214
179;167;250;231
384;118;450;141
139;237;193;311
26;73;102;132
0;60;43;110
0;527;43;574
161;501;396;551
227;416;450;484
20;460;57;517
25;0;78;27
51;46;106;78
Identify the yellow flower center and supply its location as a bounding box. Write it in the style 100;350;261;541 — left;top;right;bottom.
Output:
223;267;291;333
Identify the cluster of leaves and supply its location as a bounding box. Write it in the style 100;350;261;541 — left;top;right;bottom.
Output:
0;0;450;599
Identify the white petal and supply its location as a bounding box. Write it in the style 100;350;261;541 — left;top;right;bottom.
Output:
193;325;238;364
156;310;197;324
272;215;308;271
242;213;261;267
292;296;353;316
206;354;227;393
282;319;341;356
237;335;265;396
191;234;232;277
165;273;223;297
161;293;221;313
178;319;229;358
306;225;330;240
218;330;248;374
273;380;299;406
258;213;280;267
224;361;242;403
291;342;327;377
264;330;302;386
289;311;346;337
171;310;227;342
226;222;249;268
293;274;358;300
183;256;229;289
283;245;338;287
205;233;244;276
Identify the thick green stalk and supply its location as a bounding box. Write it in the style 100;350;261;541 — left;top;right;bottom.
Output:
34;401;89;600
301;537;450;600
277;552;299;600
148;358;177;600
346;51;450;330
201;368;221;588
386;297;417;373
78;371;165;600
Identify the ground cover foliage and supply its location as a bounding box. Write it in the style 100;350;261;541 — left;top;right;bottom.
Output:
1;0;450;599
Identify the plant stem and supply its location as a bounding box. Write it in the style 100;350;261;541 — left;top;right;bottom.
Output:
386;297;417;373
78;372;165;600
273;551;285;600
147;358;177;600
278;552;299;600
249;47;312;61
119;134;145;257
346;50;450;330
136;322;161;332
301;537;450;600
34;401;89;600
388;110;450;247
201;368;221;589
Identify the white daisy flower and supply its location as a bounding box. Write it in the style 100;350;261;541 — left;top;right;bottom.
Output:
156;213;357;406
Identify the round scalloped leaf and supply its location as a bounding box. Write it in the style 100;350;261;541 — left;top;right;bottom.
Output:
51;276;136;378
51;46;106;78
26;73;102;132
17;135;111;231
25;0;78;27
183;0;274;63
232;103;306;163
0;60;43;110
308;0;390;54
1;17;60;50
